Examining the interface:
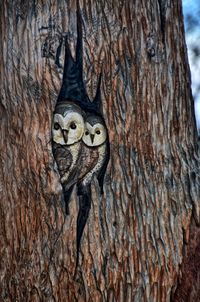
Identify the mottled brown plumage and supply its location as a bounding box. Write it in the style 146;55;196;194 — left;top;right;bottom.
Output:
53;140;106;191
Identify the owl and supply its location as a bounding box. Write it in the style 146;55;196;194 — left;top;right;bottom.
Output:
75;112;110;271
81;114;109;189
52;2;87;214
52;101;85;214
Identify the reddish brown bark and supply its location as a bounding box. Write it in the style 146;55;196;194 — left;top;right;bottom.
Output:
173;218;200;302
0;0;199;301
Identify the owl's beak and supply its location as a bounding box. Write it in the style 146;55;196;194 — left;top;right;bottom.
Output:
90;134;95;143
62;129;68;143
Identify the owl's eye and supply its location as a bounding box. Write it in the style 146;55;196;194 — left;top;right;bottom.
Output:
96;130;101;135
54;123;60;130
70;122;77;130
85;130;89;136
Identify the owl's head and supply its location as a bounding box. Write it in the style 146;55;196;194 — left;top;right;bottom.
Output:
52;102;85;145
82;115;107;147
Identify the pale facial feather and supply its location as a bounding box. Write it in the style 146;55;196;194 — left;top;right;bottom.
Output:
52;112;84;145
82;122;107;147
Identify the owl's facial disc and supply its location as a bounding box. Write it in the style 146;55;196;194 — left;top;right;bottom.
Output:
52;111;84;145
82;122;107;147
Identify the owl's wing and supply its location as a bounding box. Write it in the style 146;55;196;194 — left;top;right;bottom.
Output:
52;142;76;214
97;140;110;194
52;143;73;177
78;145;99;183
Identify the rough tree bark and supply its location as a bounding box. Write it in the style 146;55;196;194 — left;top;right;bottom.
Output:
0;0;199;301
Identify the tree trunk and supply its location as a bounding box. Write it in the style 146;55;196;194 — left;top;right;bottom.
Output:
0;1;199;301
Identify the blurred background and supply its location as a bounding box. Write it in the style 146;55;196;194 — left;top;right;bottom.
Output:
182;0;200;135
